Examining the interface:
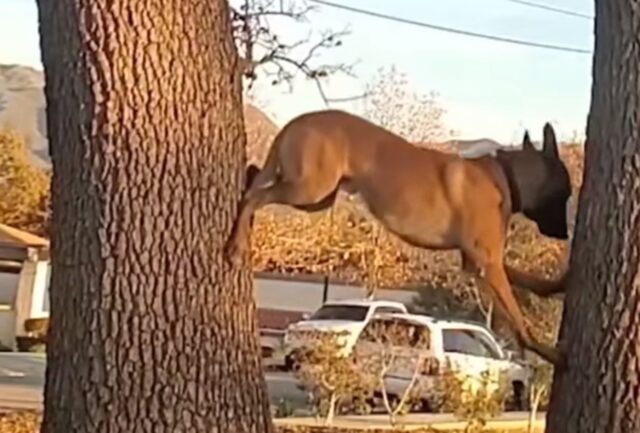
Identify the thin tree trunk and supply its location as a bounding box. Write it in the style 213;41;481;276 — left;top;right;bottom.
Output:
545;1;640;432
324;392;338;426
485;300;493;329
36;1;273;432
528;388;542;433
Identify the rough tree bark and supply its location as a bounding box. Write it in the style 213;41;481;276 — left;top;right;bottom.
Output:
36;1;273;432
546;1;640;432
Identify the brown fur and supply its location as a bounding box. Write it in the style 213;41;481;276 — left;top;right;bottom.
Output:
226;110;569;366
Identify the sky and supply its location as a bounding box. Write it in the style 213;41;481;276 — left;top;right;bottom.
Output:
0;0;594;144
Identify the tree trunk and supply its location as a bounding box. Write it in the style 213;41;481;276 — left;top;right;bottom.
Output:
36;1;273;433
545;1;640;432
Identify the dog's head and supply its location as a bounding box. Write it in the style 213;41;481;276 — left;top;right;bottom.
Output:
503;123;572;240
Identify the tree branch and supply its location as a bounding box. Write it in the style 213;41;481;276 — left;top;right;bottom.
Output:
231;0;364;104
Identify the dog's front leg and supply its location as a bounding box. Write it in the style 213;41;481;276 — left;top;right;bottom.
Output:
478;260;566;368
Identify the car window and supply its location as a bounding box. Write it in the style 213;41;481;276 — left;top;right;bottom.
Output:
359;318;430;349
468;330;503;359
373;306;406;315
442;329;493;357
309;305;368;321
359;318;386;342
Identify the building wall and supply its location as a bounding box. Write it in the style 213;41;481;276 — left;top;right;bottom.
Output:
0;266;22;348
30;261;50;318
0;271;20;306
35;268;420;317
255;277;418;313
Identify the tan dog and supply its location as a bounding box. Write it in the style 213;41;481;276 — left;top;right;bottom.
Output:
226;110;571;366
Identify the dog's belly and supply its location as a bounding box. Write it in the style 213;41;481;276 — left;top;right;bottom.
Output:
358;192;460;250
378;213;459;250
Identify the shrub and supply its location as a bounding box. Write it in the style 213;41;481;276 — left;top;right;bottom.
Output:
23;318;49;337
435;365;510;433
353;317;433;426
293;330;375;425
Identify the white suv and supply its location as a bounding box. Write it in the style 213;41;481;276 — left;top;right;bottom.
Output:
355;313;532;411
282;298;408;369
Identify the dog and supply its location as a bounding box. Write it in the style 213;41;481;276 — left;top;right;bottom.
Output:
225;109;571;366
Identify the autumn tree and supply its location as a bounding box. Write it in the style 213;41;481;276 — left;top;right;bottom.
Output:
0;129;50;235
36;1;271;433
362;65;452;144
546;1;640;432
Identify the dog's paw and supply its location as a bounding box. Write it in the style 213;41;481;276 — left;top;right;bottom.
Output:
224;241;245;267
544;346;567;371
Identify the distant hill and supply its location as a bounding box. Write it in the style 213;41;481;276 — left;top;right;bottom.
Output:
0;64;48;166
0;63;278;167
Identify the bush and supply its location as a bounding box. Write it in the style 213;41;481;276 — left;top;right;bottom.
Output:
353;317;433;425
434;366;510;433
15;336;46;353
0;411;42;433
293;330;374;425
23;318;49;336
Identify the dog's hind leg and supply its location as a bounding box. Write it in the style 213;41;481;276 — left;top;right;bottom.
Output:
225;178;339;265
293;188;339;213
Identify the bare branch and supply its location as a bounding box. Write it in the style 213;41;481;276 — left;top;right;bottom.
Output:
230;0;359;103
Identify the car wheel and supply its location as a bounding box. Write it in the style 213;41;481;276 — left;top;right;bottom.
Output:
510;381;526;411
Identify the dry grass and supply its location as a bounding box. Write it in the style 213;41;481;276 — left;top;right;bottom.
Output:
0;411;41;433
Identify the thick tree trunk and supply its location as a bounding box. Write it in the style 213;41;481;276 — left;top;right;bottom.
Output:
36;1;273;432
545;1;640;432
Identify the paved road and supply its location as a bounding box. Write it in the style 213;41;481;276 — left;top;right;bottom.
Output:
0;353;307;411
1;353;542;427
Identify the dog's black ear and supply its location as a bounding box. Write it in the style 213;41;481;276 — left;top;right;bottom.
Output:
522;130;535;151
245;164;261;189
542;122;559;159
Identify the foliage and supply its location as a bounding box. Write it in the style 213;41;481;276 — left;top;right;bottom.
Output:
23;318;49;337
251;200;417;292
293;330;374;425
362;65;452;143
273;398;297;418
435;366;510;433
353;317;433;426
0;130;50;235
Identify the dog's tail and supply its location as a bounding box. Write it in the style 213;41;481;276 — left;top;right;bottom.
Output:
246;131;284;190
245;164;261;190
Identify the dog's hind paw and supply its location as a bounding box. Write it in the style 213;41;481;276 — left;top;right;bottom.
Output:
223;241;245;267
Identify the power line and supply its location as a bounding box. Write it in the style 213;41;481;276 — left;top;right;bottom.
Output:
307;0;591;55
497;0;593;20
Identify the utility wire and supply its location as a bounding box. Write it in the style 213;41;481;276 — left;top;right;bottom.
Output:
307;0;591;54
498;0;593;20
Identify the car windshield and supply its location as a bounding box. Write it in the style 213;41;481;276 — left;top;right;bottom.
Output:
309;305;368;321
